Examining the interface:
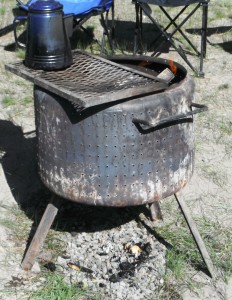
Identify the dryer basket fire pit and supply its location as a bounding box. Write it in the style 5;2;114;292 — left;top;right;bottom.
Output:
5;52;215;277
34;55;204;207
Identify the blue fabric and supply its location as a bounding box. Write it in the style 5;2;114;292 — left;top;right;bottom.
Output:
18;0;113;17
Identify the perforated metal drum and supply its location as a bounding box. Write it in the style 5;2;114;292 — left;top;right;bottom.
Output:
33;55;199;206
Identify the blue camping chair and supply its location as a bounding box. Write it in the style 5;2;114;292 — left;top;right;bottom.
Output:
14;0;114;53
133;0;210;76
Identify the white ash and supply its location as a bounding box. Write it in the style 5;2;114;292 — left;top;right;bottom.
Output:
56;216;166;300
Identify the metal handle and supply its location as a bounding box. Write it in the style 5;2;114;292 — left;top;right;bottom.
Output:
133;103;208;129
13;16;27;48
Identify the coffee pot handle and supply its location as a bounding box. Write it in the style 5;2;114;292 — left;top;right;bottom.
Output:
13;15;27;48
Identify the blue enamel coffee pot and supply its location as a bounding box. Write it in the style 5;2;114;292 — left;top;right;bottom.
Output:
20;0;73;70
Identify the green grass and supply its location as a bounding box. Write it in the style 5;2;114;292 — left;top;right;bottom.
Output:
200;164;228;187
154;198;232;298
29;273;95;300
2;95;17;107
16;48;26;60
0;8;6;16
2;95;32;107
219;120;232;136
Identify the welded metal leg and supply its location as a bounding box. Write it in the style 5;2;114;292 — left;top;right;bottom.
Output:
175;192;216;278
21;196;60;271
149;201;163;221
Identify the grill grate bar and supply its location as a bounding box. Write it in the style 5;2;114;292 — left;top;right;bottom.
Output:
5;50;168;109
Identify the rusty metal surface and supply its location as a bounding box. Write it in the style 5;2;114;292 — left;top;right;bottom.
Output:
34;68;195;207
5;50;168;109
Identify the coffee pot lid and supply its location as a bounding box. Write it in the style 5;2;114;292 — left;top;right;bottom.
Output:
29;0;63;12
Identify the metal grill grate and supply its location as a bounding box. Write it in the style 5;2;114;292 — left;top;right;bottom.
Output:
5;50;168;109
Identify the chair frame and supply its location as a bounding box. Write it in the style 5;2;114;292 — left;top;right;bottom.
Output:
134;1;209;77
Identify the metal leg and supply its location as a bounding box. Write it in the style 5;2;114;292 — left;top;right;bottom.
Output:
21;196;60;271
149;201;163;221
174;192;216;278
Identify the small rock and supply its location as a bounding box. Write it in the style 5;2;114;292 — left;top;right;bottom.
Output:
31;262;41;274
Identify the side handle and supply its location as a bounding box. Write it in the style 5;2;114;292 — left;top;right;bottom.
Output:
132;103;208;130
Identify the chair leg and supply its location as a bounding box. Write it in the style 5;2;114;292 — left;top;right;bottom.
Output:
100;6;115;55
134;2;144;55
199;1;209;77
159;5;200;56
135;1;208;76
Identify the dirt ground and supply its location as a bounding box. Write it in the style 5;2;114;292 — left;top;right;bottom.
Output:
0;0;232;299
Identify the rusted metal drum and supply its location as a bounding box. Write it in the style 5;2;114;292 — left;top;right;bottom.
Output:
34;56;196;206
